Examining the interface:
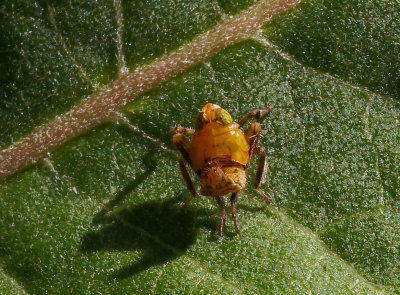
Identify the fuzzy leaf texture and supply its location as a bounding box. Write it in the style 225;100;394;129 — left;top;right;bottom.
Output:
1;0;400;294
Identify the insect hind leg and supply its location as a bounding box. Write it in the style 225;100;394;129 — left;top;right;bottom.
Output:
254;147;272;203
246;123;272;203
230;192;240;233
215;196;226;236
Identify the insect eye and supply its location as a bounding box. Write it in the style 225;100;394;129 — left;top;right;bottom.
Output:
215;108;232;125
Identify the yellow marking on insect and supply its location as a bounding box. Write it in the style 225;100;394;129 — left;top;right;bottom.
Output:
215;108;232;125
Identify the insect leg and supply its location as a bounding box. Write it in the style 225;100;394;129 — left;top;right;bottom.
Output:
215;196;226;236
246;122;272;203
230;192;240;233
246;122;261;161
238;105;273;127
172;132;197;212
254;147;272;203
170;126;195;135
172;132;192;164
179;157;197;212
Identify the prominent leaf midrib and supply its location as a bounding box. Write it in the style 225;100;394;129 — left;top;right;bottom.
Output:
0;0;304;181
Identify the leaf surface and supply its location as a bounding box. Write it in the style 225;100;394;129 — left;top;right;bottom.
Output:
1;0;399;294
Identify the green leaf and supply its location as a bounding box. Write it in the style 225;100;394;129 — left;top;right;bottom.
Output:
1;0;399;294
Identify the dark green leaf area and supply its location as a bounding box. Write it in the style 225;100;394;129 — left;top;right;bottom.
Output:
0;2;93;149
128;40;400;291
51;123;166;199
122;0;221;69
46;0;120;84
264;0;400;99
217;0;258;15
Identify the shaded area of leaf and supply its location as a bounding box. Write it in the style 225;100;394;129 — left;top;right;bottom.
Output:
217;0;258;15
263;0;400;99
90;147;159;226
46;0;119;84
81;197;217;280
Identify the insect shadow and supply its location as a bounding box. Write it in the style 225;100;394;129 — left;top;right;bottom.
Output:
80;121;216;279
80;140;217;280
81;195;217;280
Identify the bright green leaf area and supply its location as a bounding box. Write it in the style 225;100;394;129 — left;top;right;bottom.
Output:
0;274;24;295
1;0;400;294
264;0;400;99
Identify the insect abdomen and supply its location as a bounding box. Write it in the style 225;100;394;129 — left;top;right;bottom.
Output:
200;160;246;197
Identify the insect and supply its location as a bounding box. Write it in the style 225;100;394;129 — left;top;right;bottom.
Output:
171;103;273;235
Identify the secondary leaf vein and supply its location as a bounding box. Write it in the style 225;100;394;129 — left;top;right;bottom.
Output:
113;0;128;76
0;264;30;295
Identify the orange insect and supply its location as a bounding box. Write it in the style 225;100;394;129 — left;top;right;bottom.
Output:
171;103;273;235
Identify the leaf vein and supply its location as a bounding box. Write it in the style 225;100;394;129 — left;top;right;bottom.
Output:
113;0;128;76
253;31;400;108
267;206;389;293
114;112;175;154
0;264;30;295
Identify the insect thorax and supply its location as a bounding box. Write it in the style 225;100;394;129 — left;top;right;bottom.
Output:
200;159;246;197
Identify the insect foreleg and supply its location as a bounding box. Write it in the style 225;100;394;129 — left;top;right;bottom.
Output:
179;157;197;212
238;106;273;127
172;132;192;165
215;196;226;236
